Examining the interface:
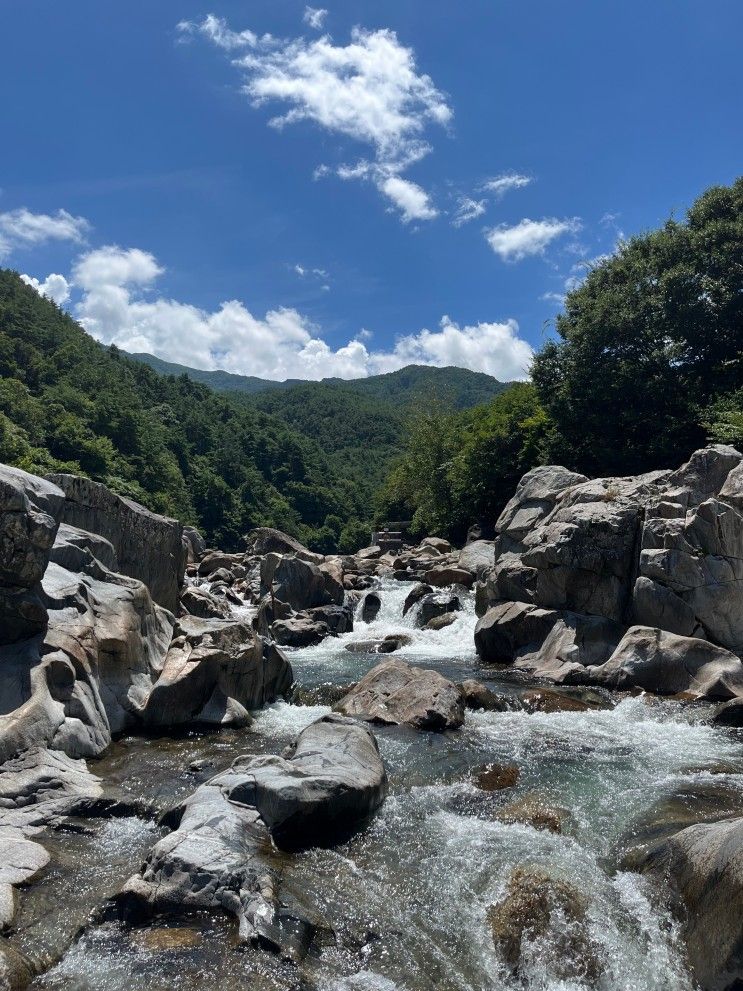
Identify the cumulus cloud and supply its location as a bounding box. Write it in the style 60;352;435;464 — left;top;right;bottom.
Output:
180;17;450;222
20;272;71;306
379;176;438;222
0;208;89;259
303;7;328;29
452;196;486;227
482;172;532;199
485;217;581;262
72;245;531;381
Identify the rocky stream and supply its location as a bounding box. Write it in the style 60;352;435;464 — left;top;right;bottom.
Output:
2;445;743;990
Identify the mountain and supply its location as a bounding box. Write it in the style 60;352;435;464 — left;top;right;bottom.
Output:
129;352;509;409
0;269;367;552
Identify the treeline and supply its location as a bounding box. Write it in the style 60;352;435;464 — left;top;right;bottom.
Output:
379;177;743;539
0;270;369;552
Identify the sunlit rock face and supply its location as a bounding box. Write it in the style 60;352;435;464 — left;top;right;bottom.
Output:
477;445;743;695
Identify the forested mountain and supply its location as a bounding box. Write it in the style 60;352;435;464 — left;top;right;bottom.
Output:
130;351;507;410
0;270;369;551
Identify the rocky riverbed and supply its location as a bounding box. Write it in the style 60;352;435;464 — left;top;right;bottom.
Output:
2;446;743;990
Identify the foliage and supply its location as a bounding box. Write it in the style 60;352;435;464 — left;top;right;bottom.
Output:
0;270;365;551
532;177;743;476
376;384;548;541
704;389;743;449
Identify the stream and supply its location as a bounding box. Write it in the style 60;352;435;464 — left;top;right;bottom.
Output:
16;579;743;990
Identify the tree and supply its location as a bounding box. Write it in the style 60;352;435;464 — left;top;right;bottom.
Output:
532;177;743;476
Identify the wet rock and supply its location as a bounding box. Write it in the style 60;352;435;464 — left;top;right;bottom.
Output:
520;688;596;714
335;659;465;731
360;592;382;623
48;473;186;612
305;603;354;636
424;612;458;631
271;616;330;648
712;697;743;726
488;867;601;982
415;592;461;628
497;794;567;833
180;584;231;619
473;763;520;791
460;679;513;712
424;566;474;589
640;816;743;990
402;583;432;616
288;682;356;706
589;626;743;700
117;715;386;959
344;634;411;655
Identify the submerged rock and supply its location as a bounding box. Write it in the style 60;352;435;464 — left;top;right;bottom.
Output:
360;591;382;623
335;659;465;731
402;582;432;616
117;715;386;960
459;680;513;712
497;794;567;834
473;763;520;791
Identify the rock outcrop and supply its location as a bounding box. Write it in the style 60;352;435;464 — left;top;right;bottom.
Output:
117;715;386;959
335;659;465;731
476;446;743;693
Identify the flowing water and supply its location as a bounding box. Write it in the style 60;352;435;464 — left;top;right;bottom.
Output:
22;579;743;990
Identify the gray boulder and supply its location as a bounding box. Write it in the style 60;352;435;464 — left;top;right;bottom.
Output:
47;473;186;612
335;659;465;731
457;540;494;579
641;816;743;990
403;582;432;616
360;591;382;623
246;526;321;563
424;566;474;589
271;616;329;648
117;715;386;958
180;584;231;619
416;591;461;628
589;626;743;700
49;522;118;574
182;525;206;563
261;554;336;612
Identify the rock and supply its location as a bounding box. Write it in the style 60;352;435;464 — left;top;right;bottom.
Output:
288;682;357;706
271;617;330;648
48;473;186;613
360;591;382;623
305;603;353;636
496;465;589;544
49;522;118;574
197;552;235;577
415;592;461;628
589;626;743;700
180;584;231;619
520;688;599;714
631;575;699;638
720;460;743;513
142;616;292;727
246;526;320;563
488;867;600;982
254;595;293;638
183;525;206;563
457;540;494;579
207;567;234;585
424;566;474;589
402;583;432;616
0;835;50;885
424;612;458;631
473;763;520;791
460;680;512;712
498;794;567;833
666;444;742;507
355;545;381;560
335;659;465;731
0;883;18;931
712;698;743;726
420;537;452;553
640;816;743;991
318;559;345;606
344;634;412;655
0;465;65;644
117;715;386;959
261;555;335;612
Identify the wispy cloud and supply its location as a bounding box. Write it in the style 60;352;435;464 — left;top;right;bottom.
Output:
303;7;328;30
452;196;486;227
482;172;532;199
485;217;581;262
178;17;451;223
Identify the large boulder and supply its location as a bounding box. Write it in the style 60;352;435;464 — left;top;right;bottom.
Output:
589;626;743;700
424;566;474;589
180;584;231;619
415;591;461;628
49;523;118;574
246;526;320;563
335;659;465;731
47;474;186;612
457;540;494;579
261;554;337;612
360;591;382;623
117;715;386;958
0;466;65;644
641;816;743;991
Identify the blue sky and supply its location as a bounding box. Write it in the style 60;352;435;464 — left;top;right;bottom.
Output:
2;0;742;381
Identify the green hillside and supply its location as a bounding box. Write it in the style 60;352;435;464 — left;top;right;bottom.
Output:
0;269;367;551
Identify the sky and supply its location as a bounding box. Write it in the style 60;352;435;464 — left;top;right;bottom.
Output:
2;0;742;383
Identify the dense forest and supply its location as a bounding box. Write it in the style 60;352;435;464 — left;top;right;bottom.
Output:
380;178;743;539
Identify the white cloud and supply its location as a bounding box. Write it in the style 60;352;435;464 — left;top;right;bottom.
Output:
379;176;437;222
452;196;486;227
71;245;531;382
485;217;581;262
482;172;532;199
183;18;450;222
0;208;89;259
20;272;71;306
303;7;328;30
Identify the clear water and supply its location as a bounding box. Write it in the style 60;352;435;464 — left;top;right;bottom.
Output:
25;579;743;990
